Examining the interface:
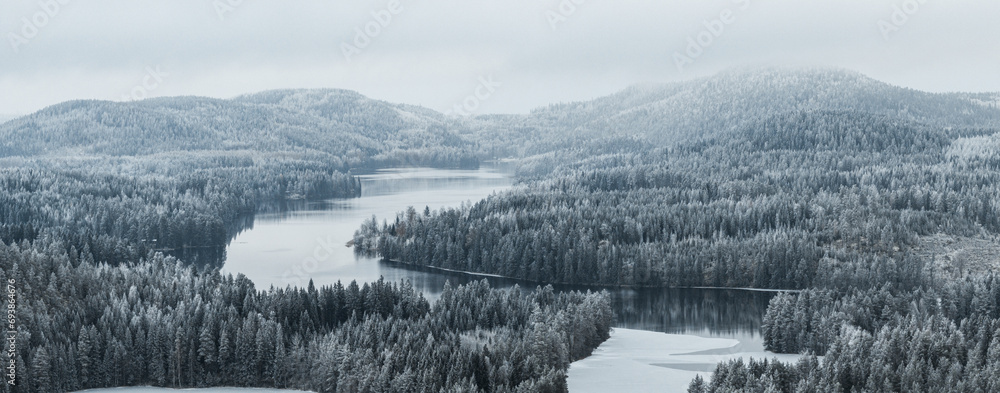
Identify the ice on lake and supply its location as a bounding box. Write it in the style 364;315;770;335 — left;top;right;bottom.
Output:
568;328;803;393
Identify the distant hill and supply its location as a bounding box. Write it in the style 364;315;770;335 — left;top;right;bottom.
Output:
6;68;999;166
471;67;1000;156
0;89;474;168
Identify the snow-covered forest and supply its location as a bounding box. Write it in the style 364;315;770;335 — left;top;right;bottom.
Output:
3;68;1000;392
355;69;1000;392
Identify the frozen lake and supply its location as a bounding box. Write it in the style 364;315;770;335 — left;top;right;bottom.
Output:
220;165;792;391
568;328;803;393
222;165;514;296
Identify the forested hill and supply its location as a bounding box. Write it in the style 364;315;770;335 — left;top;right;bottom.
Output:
472;68;1000;158
0;89;481;267
0;89;477;169
358;69;1000;290
7;68;998;164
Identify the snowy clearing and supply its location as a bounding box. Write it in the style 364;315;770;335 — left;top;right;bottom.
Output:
71;387;314;393
568;328;803;393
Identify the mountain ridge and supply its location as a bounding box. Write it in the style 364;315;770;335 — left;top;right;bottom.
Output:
5;67;1000;161
0;89;472;166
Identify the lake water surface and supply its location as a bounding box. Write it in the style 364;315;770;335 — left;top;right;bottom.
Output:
222;166;775;350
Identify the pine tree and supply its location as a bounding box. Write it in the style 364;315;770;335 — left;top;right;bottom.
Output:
77;326;93;389
31;346;53;393
688;374;706;393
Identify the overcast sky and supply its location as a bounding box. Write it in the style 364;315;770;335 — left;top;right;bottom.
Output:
2;0;998;116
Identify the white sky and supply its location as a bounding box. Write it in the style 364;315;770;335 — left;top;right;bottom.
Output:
1;0;998;116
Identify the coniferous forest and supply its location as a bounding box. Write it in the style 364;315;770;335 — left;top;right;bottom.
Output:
354;69;1000;392
3;68;1000;392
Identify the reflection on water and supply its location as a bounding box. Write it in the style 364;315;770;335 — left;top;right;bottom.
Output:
612;287;771;335
366;262;775;349
610;287;773;350
222;165;776;347
222;165;515;290
360;168;510;198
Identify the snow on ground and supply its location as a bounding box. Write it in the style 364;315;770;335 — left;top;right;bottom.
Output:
73;331;797;393
425;264;509;279
71;387;314;393
568;328;802;393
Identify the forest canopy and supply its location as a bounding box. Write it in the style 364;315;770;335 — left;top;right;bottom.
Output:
3;67;1000;392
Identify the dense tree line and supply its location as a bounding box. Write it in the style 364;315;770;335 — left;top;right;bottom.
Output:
0;153;361;266
698;272;1000;392
357;110;1000;290
0;237;612;393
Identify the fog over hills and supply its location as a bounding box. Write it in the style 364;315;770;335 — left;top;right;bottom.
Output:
5;68;999;163
470;68;1000;156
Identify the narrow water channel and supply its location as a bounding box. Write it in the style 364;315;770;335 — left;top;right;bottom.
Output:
221;166;776;351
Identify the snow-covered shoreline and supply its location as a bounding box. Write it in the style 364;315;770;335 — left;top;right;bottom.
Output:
390;259;802;293
568;328;803;393
422;264;509;279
